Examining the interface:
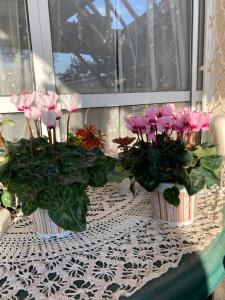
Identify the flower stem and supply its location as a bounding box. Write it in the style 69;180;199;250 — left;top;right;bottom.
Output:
53;127;57;144
67;112;71;142
34;120;41;137
26;118;35;156
137;133;140;142
26;118;33;139
48;128;55;160
39;119;43;136
139;130;144;141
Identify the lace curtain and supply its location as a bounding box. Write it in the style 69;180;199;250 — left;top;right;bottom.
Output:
0;0;33;95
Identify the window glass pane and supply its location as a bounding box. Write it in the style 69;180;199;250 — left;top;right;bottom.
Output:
49;0;191;94
1;113;28;141
0;0;34;95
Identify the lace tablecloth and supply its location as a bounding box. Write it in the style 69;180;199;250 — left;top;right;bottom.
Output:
0;185;225;300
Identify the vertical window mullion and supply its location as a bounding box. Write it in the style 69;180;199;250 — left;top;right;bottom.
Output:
27;0;60;140
27;0;56;92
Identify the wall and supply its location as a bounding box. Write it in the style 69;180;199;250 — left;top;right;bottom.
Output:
203;0;225;150
204;0;225;113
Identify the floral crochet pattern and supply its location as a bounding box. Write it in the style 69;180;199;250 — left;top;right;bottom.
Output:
0;185;225;299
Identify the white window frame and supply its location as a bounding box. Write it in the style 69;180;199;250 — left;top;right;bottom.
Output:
1;0;204;113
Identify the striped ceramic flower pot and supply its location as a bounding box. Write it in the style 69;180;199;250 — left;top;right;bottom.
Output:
151;183;196;226
32;208;70;239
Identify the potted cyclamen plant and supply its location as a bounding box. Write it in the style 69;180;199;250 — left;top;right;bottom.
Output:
0;91;114;238
114;104;222;225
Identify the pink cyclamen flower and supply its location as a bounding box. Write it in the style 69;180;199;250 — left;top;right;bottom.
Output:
36;91;58;111
41;110;57;129
161;104;176;116
173;112;188;133
24;106;42;120
199;112;213;131
11;92;35;111
156;115;174;132
144;106;161;120
185;111;212;132
47;90;59;109
60;93;81;112
144;109;158;126
147;130;156;142
34;91;45;111
55;103;62;120
0;114;4;122
125;115;146;134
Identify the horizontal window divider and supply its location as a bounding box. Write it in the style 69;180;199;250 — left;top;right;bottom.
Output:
1;91;203;113
78;91;191;108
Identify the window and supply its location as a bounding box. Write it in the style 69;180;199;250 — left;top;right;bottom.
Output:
0;0;204;112
0;0;34;96
49;0;191;94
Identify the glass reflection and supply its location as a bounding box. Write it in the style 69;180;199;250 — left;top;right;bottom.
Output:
49;0;191;94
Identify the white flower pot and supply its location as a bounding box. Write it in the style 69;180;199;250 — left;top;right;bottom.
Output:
151;183;196;226
32;208;70;239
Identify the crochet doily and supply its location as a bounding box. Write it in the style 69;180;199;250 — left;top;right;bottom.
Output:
0;185;225;300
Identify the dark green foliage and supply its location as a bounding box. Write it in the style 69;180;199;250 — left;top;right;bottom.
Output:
119;139;222;205
0;138;114;231
163;186;180;207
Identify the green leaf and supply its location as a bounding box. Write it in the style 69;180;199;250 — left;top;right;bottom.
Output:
1;119;14;126
174;168;191;187
162;140;186;166
88;156;115;187
200;155;223;171
47;186;89;231
22;201;38;215
192;143;217;160
146;147;160;174
1;191;13;208
182;150;193;166
88;168;108;187
198;166;220;188
136;175;159;192
59;158;89;185
9;182;40;215
186;169;205;195
163;186;180;207
0;165;11;183
36;186;56;209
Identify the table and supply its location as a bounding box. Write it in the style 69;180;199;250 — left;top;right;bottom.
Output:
0;185;225;300
121;205;225;300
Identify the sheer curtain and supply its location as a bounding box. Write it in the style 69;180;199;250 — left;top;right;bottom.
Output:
0;0;33;95
49;0;191;94
118;0;191;92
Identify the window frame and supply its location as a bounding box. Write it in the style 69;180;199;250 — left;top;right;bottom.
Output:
1;0;204;113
